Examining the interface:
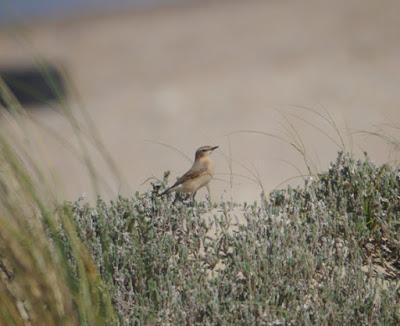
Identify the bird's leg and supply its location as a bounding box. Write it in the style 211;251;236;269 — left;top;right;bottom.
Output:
173;192;183;205
189;191;197;206
206;184;211;204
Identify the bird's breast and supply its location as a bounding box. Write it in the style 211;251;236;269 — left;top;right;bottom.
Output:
181;173;212;193
198;158;214;174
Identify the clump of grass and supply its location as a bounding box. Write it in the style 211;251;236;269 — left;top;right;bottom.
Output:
0;74;118;324
71;152;400;325
0;133;118;325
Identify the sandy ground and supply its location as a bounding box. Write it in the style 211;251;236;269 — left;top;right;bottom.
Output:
1;0;400;202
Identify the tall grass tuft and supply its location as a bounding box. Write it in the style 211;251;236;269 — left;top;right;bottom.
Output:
0;76;117;324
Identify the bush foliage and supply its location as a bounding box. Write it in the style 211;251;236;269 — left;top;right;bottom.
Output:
71;153;400;325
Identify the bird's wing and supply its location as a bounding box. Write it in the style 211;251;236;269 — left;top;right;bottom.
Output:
159;166;209;196
176;166;209;184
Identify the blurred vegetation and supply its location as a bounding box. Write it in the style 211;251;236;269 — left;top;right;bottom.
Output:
69;152;399;325
0;136;117;325
0;73;118;324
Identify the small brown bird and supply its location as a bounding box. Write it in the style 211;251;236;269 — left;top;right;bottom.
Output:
159;145;218;199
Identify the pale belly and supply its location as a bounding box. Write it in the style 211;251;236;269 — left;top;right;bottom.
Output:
180;173;212;193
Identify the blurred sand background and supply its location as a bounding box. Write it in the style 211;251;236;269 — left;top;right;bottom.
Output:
1;0;400;202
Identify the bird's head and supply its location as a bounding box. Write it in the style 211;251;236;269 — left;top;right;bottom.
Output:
195;145;219;160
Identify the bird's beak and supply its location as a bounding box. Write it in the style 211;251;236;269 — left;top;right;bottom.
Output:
211;146;219;151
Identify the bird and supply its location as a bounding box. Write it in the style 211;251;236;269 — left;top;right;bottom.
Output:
159;145;219;200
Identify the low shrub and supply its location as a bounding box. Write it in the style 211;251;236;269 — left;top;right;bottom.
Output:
71;152;400;325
